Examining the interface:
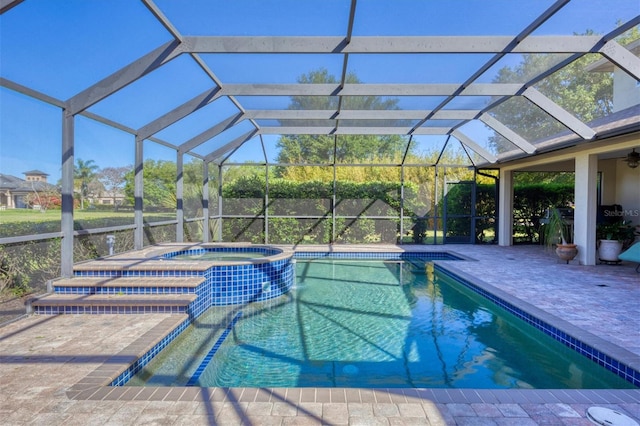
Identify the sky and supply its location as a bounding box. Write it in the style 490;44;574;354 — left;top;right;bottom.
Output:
0;0;638;183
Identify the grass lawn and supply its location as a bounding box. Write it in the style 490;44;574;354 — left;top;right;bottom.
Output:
0;209;136;224
0;209;176;238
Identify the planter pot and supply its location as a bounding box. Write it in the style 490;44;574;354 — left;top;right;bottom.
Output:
555;244;578;264
598;239;623;262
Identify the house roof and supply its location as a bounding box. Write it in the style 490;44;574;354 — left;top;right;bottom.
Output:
22;170;49;176
0;173;56;192
0;174;24;190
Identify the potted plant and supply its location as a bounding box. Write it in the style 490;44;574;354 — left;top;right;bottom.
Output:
596;220;637;262
541;207;578;263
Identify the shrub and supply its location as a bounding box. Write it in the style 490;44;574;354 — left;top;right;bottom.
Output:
513;184;574;243
0;239;61;297
223;179;406;244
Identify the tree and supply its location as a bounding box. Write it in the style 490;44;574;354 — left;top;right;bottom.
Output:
23;185;61;212
489;28;638;184
488;28;638;147
222;163;265;184
122;159;204;212
275;69;409;169
489;50;611;145
123;159;176;208
514;171;574;186
74;158;99;209
99;166;131;207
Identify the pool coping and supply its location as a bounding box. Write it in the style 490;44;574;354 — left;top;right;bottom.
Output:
73;242;295;272
65;250;640;405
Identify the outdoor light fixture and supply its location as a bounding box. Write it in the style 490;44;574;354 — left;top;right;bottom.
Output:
624;148;639;169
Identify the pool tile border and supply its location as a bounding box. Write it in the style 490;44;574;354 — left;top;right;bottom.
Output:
186;311;243;386
294;250;464;260
35;305;190;315
53;285;197;295
110;316;191;386
434;262;640;388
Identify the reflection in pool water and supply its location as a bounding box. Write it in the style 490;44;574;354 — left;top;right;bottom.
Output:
128;258;636;389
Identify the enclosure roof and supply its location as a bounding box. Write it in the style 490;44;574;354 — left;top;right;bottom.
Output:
1;0;639;168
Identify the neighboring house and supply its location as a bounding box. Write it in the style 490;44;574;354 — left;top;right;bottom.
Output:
0;170;58;209
93;192;126;206
82;179;126;206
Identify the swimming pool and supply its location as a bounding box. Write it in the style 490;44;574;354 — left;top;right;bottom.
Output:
127;257;636;389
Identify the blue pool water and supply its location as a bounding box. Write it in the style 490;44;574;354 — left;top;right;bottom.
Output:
170;252;267;261
164;246;277;261
128;258;635;389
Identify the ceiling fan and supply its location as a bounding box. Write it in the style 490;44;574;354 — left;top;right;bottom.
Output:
623;148;639;169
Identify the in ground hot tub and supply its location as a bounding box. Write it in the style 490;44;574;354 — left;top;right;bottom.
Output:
161;244;294;308
165;246;278;262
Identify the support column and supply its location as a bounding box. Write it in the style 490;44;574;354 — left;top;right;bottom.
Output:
400;164;405;241
331;136;337;244
202;161;209;243
574;153;598;265
61;110;75;277
332;162;337;244
134;137;144;250
176;152;184;242
217;166;223;242
498;169;513;246
264;163;269;244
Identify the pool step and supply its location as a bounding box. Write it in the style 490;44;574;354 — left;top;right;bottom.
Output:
52;277;205;295
31;276;204;315
31;293;197;315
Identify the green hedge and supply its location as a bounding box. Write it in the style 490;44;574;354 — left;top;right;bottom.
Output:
444;182;573;243
222;178;415;244
0;215;175;239
222;177;421;214
513;183;574;243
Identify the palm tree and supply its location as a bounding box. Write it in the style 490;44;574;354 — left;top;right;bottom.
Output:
74;159;99;209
